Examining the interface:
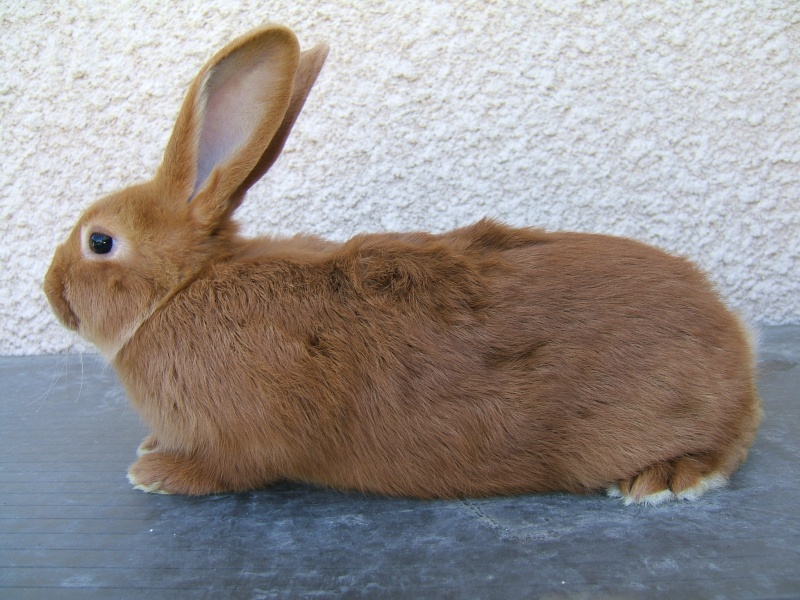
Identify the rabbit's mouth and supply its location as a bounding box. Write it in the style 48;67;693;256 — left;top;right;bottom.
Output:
43;265;80;332
49;286;80;332
57;294;80;331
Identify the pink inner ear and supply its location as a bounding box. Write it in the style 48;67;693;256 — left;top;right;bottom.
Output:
192;49;287;197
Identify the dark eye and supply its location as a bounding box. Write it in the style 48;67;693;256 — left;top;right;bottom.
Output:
89;232;114;255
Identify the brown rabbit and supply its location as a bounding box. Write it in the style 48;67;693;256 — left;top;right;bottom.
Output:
44;25;761;505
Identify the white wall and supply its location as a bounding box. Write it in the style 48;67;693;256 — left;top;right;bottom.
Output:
2;0;798;355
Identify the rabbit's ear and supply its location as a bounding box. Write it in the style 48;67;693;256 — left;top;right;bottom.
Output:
229;42;329;212
158;26;301;230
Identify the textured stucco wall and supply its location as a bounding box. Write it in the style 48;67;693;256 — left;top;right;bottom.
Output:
2;1;799;355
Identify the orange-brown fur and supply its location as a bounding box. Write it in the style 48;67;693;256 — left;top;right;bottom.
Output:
44;26;761;501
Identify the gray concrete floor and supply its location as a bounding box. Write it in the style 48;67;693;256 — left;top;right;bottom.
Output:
1;326;799;599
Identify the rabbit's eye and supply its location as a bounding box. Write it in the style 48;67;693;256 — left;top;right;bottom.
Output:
89;232;114;255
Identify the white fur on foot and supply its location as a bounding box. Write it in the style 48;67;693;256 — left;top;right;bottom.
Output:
675;472;728;501
607;472;728;505
136;440;158;457
632;489;676;506
127;470;171;495
607;484;676;506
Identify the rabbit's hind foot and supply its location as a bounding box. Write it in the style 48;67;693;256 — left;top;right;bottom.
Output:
606;455;728;506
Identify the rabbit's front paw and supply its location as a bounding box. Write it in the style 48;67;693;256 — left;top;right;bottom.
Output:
136;434;159;457
127;452;222;495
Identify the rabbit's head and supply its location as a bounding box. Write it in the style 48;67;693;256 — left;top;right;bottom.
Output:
44;25;328;359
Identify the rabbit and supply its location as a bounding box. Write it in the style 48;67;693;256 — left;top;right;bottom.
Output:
44;24;761;505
